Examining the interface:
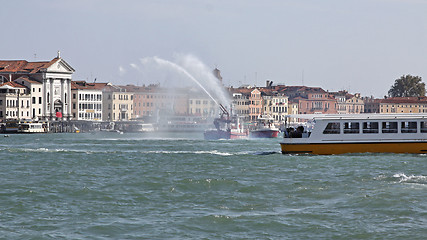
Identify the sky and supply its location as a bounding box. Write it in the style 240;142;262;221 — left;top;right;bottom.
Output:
1;0;427;97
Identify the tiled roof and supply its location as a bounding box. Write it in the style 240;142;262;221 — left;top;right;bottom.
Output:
71;80;111;90
0;81;27;89
272;85;326;93
0;60;28;72
380;97;427;104
14;76;42;84
0;57;60;74
229;87;253;95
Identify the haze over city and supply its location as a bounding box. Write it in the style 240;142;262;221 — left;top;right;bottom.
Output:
1;0;426;97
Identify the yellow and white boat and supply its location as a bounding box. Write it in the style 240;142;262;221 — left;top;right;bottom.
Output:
281;114;427;155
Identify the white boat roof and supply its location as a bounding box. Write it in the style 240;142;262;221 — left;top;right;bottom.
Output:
285;113;427;120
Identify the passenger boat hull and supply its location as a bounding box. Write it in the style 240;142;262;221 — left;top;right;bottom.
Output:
281;141;427;155
250;129;280;138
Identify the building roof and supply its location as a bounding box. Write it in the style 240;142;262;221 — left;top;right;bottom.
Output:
0;81;27;89
228;87;253;96
0;57;74;74
272;85;327;93
14;76;42;84
71;80;111;90
380;97;427;104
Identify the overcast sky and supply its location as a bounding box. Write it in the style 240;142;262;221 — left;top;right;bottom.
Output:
1;0;426;97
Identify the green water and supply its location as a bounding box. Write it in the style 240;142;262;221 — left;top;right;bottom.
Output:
0;132;426;239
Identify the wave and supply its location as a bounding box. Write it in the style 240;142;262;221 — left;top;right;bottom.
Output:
2;147;277;157
2;148;236;156
3;147;114;154
142;150;234;156
392;173;427;185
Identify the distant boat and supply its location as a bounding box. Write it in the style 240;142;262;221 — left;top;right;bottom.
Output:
250;115;280;138
2;121;48;134
17;122;49;133
113;121;155;133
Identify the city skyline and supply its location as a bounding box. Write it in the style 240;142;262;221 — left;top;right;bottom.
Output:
1;0;426;98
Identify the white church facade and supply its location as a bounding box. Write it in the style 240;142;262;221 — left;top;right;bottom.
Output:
0;52;74;121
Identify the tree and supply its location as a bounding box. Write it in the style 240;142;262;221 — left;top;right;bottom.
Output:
388;75;426;97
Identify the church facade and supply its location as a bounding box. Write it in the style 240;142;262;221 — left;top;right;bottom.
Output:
0;52;75;121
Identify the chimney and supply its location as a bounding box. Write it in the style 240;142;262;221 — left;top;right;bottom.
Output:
213;68;223;84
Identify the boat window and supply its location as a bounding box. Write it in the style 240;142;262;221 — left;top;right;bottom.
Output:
401;121;417;133
382;122;398;133
344;122;359;134
421;122;427;133
363;122;379;134
323;122;340;134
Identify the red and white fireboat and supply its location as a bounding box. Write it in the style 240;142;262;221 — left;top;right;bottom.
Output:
204;104;248;140
249;115;280;138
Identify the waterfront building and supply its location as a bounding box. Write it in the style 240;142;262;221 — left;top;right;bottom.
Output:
331;91;364;114
230;88;251;122
261;92;289;123
0;52;75;120
0;81;31;121
332;91;348;114
378;97;427;114
345;93;364;114
132;85;159;120
268;85;338;114
249;88;263;121
71;81;109;121
287;101;299;123
269;94;288;122
262;94;273;118
129;85;189;121
188;93;217;117
13;76;43;120
363;97;380;113
102;85;134;121
295;89;337;114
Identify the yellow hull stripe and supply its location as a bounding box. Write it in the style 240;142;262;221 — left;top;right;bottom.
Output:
280;142;427;155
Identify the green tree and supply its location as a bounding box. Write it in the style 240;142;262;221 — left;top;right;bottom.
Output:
388;75;426;97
